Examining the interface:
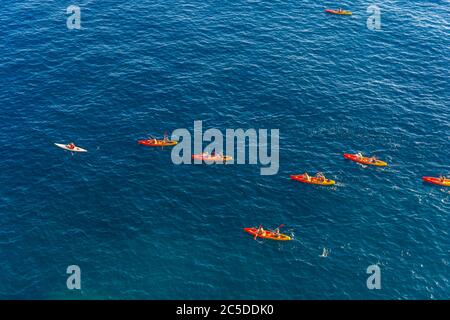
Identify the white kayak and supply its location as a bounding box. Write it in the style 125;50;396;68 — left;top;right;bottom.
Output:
54;143;87;153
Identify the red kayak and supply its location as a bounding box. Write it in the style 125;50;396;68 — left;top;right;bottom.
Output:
325;9;352;15
343;153;388;167
244;228;292;241
138;139;177;147
290;175;335;186
422;176;450;187
192;153;232;162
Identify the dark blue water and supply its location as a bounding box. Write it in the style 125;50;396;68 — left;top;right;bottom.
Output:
1;0;449;299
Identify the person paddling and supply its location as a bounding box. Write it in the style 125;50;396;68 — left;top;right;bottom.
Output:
303;172;311;182
273;224;284;238
147;135;158;144
211;151;224;160
369;156;378;163
66;142;76;150
315;172;326;182
255;225;265;240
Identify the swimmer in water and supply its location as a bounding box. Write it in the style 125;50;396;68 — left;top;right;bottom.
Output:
319;248;329;258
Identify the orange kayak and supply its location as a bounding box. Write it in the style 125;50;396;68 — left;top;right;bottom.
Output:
290;175;336;186
244;228;292;241
344;154;388;167
325;9;352;15
192;154;232;162
138;139;178;147
422;176;450;187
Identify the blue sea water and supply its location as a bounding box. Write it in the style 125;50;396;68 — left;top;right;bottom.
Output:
0;0;449;299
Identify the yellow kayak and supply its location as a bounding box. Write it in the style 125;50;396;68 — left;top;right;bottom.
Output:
291;175;336;186
138;139;178;147
422;177;450;187
344;154;388;167
192;154;232;162
325;9;352;15
244;228;292;241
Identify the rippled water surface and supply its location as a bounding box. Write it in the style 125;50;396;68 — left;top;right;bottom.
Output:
0;0;449;299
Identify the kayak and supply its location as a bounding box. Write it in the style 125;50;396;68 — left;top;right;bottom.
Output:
325;9;352;15
291;175;336;186
244;228;292;241
192;154;232;162
422;176;450;187
54;143;87;153
343;154;388;167
138;139;178;147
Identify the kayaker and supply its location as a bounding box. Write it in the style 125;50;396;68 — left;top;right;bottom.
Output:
255;225;266;240
356;152;363;159
315;172;326;182
67;142;75;150
163;132;169;142
439;175;447;182
303;172;311;182
369;156;378;163
274;227;281;238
